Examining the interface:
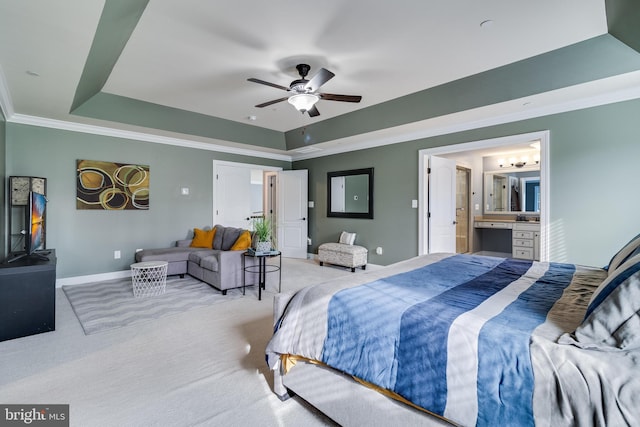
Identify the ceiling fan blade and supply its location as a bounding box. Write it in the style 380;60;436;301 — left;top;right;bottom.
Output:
247;78;289;92
255;97;289;108
304;68;335;92
320;93;362;103
307;105;320;117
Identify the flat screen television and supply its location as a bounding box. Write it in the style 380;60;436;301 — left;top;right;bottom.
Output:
8;191;48;263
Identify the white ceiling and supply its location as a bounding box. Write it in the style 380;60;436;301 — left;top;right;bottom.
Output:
2;0;639;158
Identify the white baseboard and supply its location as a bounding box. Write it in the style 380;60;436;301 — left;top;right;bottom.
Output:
56;257;381;288
56;270;131;288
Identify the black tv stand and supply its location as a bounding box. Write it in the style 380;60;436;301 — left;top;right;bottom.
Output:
6;251;50;263
1;249;56;342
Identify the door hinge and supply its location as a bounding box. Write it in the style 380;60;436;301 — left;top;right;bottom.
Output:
427;167;431;174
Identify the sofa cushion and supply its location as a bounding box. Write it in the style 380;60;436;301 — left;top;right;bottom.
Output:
188;250;220;272
200;255;219;272
221;227;245;250
136;247;194;263
190;228;216;248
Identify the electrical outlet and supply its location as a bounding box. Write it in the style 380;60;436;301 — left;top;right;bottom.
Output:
114;250;121;259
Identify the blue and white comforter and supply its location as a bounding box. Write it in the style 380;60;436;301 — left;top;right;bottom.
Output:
266;254;639;426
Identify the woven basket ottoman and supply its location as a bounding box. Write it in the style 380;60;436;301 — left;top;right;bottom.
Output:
318;242;368;272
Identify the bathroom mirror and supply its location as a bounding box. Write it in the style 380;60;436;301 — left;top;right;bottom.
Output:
484;169;540;214
327;168;374;219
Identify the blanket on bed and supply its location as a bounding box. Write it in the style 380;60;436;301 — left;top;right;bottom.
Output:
266;254;638;426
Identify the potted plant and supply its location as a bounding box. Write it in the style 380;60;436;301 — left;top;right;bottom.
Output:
252;216;273;252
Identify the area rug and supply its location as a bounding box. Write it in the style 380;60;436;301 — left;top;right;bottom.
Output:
63;276;252;335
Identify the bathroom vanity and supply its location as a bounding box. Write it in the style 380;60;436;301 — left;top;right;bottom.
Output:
474;219;540;260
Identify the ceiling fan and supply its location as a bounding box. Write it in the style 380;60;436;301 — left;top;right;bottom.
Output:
247;64;362;117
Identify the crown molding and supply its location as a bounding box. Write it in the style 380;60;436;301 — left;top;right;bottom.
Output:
0;64;15;119
3;63;640;163
290;78;640;161
8;114;293;162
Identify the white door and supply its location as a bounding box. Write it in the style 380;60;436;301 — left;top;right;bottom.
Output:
215;164;252;228
428;156;457;253
277;170;308;259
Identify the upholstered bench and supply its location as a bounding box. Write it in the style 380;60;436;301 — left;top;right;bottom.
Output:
318;242;368;272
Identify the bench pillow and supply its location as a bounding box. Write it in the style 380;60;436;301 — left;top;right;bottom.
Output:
339;231;356;245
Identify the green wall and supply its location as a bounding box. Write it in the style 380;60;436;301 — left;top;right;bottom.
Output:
295;98;640;267
6;97;640;277
5;124;289;278
0;109;6;260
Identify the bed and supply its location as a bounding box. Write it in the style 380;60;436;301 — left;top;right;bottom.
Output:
266;240;640;426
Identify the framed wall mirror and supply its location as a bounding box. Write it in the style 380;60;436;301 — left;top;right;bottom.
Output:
327;168;374;219
484;169;540;214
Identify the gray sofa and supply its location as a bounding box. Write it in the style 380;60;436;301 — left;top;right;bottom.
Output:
134;225;257;294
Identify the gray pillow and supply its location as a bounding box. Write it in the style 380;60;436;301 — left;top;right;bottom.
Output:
565;254;640;350
221;227;244;251
605;233;640;274
212;224;225;250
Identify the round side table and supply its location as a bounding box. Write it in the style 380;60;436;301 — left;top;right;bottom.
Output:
130;261;168;297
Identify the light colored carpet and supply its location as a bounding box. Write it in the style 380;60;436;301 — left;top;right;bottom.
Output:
0;258;379;427
63;276;250;335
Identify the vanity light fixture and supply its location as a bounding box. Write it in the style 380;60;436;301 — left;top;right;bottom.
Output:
498;154;540;168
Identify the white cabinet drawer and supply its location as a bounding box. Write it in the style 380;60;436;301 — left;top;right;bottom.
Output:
474;221;512;229
514;239;534;248
513;247;534;259
514;231;534;239
514;223;540;232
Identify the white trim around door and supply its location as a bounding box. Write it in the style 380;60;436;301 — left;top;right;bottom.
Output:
418;130;550;261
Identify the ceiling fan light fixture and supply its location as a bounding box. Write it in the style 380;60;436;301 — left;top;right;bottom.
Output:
288;93;319;112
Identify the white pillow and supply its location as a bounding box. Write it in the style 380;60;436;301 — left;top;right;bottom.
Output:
339;231;356;245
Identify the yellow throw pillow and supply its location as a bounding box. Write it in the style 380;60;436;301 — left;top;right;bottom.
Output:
230;230;252;251
190;228;216;248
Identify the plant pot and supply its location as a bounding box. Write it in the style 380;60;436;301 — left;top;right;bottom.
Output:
255;241;271;252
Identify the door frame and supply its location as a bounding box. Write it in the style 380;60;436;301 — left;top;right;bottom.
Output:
418;130;550;261
212;160;282;227
456;165;472;254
